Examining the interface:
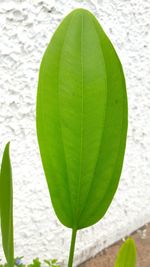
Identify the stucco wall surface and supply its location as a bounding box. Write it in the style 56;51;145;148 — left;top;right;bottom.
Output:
0;0;150;266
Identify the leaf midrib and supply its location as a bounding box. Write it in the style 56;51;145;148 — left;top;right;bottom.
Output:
75;13;84;226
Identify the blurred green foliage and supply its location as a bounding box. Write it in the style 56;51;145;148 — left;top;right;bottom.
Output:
0;258;61;267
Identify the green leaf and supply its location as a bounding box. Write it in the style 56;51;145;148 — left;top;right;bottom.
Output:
51;259;57;264
115;238;137;267
27;258;41;267
44;259;60;267
44;260;51;267
0;143;14;267
36;8;128;230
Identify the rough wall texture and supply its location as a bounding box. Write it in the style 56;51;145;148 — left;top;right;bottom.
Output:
0;0;150;266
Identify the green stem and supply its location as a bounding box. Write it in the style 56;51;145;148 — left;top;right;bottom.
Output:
68;228;77;267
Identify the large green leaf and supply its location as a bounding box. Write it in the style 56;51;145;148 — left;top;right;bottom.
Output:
0;143;14;267
115;238;137;267
36;8;128;230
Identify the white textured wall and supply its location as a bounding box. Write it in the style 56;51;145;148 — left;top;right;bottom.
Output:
0;0;150;266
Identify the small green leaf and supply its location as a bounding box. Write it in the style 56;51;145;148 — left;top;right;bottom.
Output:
51;260;57;264
44;260;51;267
44;259;60;267
0;143;14;267
28;258;41;267
115;238;137;267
